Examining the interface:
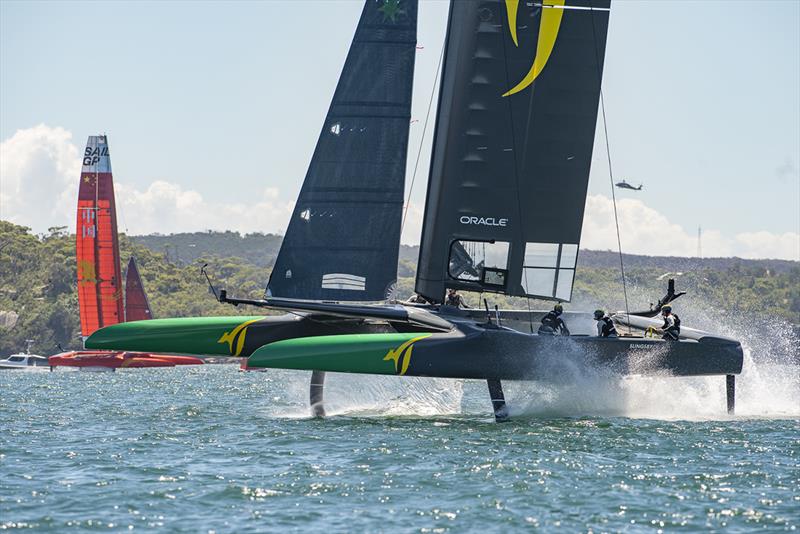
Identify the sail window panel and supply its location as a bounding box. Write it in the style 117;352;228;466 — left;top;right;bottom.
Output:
521;268;556;298
560;244;579;269
555;269;575;301
448;240;509;282
524;242;559;268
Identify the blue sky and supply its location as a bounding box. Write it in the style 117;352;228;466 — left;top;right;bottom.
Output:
1;0;798;259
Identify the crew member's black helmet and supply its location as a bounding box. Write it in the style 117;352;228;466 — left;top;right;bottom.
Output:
594;309;604;320
554;303;563;314
661;305;672;314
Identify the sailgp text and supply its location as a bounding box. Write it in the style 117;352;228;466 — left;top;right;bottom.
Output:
83;146;110;166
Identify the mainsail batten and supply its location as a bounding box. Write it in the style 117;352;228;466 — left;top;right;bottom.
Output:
267;0;419;302
76;135;124;337
416;0;610;303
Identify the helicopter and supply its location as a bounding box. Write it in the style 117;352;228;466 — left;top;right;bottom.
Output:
615;179;643;191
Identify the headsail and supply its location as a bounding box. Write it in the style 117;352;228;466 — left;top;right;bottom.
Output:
266;0;419;302
76;135;124;337
124;257;153;322
416;0;611;303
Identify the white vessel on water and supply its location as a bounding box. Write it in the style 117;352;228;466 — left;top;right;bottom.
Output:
0;341;48;370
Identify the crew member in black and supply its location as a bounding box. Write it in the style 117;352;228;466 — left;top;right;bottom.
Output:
656;305;680;341
538;303;570;336
593;309;618;338
446;288;469;308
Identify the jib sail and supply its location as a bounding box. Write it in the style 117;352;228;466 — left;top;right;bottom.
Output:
76;135;124;337
124;257;153;322
415;0;610;303
267;0;418;301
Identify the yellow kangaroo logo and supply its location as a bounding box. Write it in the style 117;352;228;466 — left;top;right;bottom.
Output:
503;0;566;97
383;334;431;376
217;319;262;356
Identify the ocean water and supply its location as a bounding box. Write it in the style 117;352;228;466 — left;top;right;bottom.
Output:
2;346;798;532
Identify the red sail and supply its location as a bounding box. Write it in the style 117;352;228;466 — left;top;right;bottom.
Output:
76;135;124;338
125;257;152;322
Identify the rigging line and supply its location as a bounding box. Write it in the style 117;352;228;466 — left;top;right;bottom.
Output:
400;42;445;235
588;2;629;318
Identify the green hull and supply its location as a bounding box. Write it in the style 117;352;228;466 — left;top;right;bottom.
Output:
85;316;267;356
247;333;432;375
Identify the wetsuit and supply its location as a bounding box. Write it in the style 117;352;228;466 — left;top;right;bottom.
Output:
538;311;570;336
661;313;681;341
596;316;618;338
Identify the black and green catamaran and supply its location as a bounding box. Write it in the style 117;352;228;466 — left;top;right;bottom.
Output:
87;0;743;419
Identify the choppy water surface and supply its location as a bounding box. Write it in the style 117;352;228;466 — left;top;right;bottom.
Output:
2;352;798;532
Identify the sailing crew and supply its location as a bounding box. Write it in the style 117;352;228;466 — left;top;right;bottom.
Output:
656;305;681;341
446;288;469;308
593;309;618;338
538;304;570;336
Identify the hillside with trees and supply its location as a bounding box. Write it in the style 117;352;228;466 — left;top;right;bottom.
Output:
1;222;798;356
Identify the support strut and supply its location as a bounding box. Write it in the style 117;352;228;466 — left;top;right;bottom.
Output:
487;379;509;421
726;374;735;415
310;370;326;418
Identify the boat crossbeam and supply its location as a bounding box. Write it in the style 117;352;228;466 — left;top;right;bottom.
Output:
310;370;326;418
487;379;509;422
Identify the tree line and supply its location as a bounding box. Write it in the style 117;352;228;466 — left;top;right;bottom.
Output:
1;222;797;356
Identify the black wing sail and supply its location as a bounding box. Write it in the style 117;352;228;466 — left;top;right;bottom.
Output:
416;0;610;303
267;0;418;301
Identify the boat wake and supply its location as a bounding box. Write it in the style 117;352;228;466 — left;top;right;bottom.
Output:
262;371;464;419
260;300;797;421
507;303;799;420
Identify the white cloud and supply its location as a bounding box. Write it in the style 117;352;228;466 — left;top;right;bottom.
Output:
0;124;79;229
0;125;293;236
734;231;800;261
581;195;799;261
1;125;797;261
114;180;292;236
